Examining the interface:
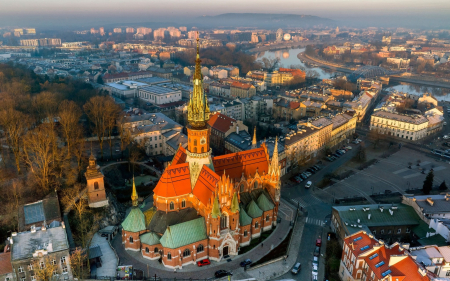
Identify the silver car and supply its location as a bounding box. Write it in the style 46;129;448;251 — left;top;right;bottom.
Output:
291;262;301;274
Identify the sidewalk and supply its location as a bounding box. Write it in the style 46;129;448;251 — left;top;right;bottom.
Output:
90;233;119;277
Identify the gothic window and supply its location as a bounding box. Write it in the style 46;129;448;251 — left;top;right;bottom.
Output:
220;215;228;229
94;182;99;190
254;181;258;189
240;183;244;192
266;214;270;222
244;230;248;237
255;222;259;229
154;247;159;253
145;247;149;253
194;139;197;146
169;202;174;210
194;147;197;153
181;199;186;208
129;237;133;243
167;252;171;260
201;147;204;153
197;244;204;253
183;249;190;257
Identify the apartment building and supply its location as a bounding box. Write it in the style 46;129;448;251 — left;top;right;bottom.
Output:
230;82;256;98
222;100;244;120
209;82;231;98
207;113;247;154
103;71;153;83
339;231;430;281
312;111;357;149
104;80;148;99
370;111;429;141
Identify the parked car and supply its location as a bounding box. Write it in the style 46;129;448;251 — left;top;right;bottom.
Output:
304;172;312;177
316;236;322;247
291;262;301;274
197;259;210;267
305;181;312;188
240;259;252;267
313;165;321;170
215;270;232;278
346;146;352;150
300;173;308;180
314;246;321;257
306;168;316;174
325;157;333;162
313;256;319;267
332;153;340;158
295;176;303;183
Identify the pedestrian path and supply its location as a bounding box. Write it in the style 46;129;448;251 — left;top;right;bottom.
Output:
90;233;118;277
305;217;325;226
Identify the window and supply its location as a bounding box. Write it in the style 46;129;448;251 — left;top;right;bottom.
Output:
53;271;58;276
372;230;376;235
150;137;152;141
397;228;401;234
183;249;190;257
51;259;56;265
266;214;270;222
129;236;133;243
18;266;24;273
254;181;258;189
31;276;36;281
221;215;228;229
159;135;161;140
159;143;162;147
388;229;392;234
62;266;68;273
406;228;410;233
194;139;197;146
61;256;66;264
380;229;384;234
240;183;244;192
154;247;159;253
197;244;204;253
169;201;174;210
145;247;149;253
255;222;259;229
181;199;186;208
94;182;99;190
28;264;33;270
167;252;172;260
21;278;26;281
244;230;248;237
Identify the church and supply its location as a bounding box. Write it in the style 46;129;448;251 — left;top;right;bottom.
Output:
121;38;282;269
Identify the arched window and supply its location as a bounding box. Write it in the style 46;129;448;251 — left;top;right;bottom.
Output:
266;214;270;222
154;247;158;253
201;147;204;153
197;244;204;253
145;247;149;253
169;202;174;210
129;236;133;243
244;230;248;237
94;182;99;190
254;181;258;189
255;222;259;229
220;215;228;229
194;147;197;153
183;249;190;257
181;199;186;208
194;139;197;146
240;183;244;192
167;252;171;260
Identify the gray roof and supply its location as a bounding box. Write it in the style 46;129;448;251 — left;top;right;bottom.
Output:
148;208;201;235
24;202;45;225
166;133;187;150
410;195;450;214
137;77;171;85
11;226;69;261
19;192;61;231
139;85;181;95
89;244;103;259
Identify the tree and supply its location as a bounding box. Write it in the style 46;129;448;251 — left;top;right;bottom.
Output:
32;255;60;281
58;100;82;156
439;180;448;191
31;91;60;124
0;108;30;173
70;248;88;280
104;99;121;159
423;169;434;195
261;57;280;72
97;75;104;84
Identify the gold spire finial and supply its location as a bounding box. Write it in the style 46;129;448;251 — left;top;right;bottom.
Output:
131;176;138;207
252;126;257;148
269;137;280;176
196;31;200;59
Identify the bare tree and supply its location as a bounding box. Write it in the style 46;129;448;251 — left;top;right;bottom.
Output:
117;116;132;158
70;248;88;280
58;100;82;156
32;91;60;124
104;99;121;159
0;108;30;173
261;57;280;72
32;255;60;281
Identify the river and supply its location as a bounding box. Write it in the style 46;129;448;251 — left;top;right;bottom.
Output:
257;47;450;101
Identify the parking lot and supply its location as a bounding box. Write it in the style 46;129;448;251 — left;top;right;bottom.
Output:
322;147;450;202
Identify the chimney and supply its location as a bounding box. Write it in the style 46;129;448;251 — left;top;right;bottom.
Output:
427;197;434;206
368;214;371;220
379;206;384;212
31;225;36;233
41;225;47;231
236;125;239;134
389;209;394;216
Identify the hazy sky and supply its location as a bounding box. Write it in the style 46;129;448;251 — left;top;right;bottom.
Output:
1;0;450;28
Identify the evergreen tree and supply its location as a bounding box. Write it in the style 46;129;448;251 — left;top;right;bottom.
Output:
97;75;104;84
422;169;434;195
439;180;448;191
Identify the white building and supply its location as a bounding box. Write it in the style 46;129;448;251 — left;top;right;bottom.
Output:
137;85;182;105
370;111;429;141
104;80;149;99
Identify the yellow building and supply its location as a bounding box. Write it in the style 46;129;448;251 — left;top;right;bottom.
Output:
370;111;429;141
312;112;357;149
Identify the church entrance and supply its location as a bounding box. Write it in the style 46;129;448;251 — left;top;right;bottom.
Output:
223;246;229;256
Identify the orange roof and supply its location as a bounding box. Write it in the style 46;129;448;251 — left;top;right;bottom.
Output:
390;255;430;281
278;68;305;77
193;165;220;206
363;244;404;280
0;252;12;275
213;147;269;180
344;232;377;257
207;113;236;133
153;163;191;197
231;81;253;90
171;145;187;166
289;101;301;109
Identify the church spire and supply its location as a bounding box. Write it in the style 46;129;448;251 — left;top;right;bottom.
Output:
131;177;138;207
269;137;280;176
188;31;210;128
252;126;257;149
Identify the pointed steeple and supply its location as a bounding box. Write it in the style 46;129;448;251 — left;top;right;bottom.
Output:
188;31;210;128
131;177;138;207
269;137;280;176
211;195;221;218
252;126;257;149
231;192;239;213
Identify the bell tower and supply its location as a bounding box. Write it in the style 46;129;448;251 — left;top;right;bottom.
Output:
186;34;214;187
85;153;109;208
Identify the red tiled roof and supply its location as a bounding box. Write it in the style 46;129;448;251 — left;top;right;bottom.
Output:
278;68;306;77
363;244;404;280
171;145;187;166
231;81;253;90
0;252;12;275
213;147;269;180
289;101;301;109
153;163;191;197
207;113;236;133
193;165;220;206
344;232;377;257
390;255;430;281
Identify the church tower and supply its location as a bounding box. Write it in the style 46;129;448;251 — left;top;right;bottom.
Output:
85;153;109;208
186;35;214;187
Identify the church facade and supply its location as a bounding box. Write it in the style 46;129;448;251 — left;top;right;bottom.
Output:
121;38;281;269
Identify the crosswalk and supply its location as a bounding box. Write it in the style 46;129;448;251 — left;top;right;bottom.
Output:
306;217;325;226
291;199;307;208
290;193;323;209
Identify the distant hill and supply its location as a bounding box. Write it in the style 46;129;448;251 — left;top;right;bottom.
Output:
193;13;334;28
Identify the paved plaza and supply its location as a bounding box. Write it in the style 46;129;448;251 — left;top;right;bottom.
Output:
322;147;450;202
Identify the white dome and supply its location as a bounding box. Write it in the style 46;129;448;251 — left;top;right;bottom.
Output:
283;33;291;41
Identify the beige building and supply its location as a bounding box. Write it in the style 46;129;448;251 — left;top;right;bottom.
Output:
312;112;357;149
230;82;256;98
370;111;429;141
